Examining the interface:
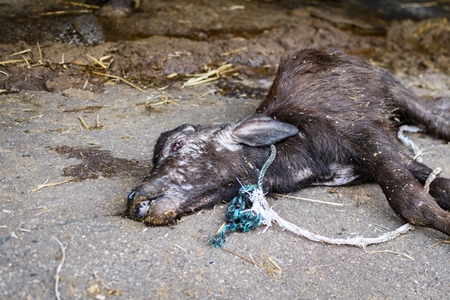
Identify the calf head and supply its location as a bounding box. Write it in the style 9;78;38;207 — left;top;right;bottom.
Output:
126;114;299;225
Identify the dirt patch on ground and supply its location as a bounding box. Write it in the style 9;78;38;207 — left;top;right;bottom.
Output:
1;1;450;299
1;1;450;94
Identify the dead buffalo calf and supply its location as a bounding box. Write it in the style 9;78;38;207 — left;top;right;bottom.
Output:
127;48;450;236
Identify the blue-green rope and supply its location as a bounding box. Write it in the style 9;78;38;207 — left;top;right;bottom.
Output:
209;145;277;248
258;145;276;189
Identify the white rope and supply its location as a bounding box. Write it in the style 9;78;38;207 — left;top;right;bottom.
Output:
247;188;413;248
397;125;423;162
424;167;442;193
52;236;66;300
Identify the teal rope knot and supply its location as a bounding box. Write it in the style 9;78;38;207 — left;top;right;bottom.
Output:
209;184;262;248
209;145;277;248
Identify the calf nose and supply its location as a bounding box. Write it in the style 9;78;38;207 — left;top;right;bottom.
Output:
126;183;164;220
126;178;184;224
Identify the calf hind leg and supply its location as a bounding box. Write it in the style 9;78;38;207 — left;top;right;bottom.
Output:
358;130;450;235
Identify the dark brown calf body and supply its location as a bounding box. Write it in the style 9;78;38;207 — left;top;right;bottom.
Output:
127;48;450;236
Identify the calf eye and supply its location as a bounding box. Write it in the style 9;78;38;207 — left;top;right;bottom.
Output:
171;142;182;152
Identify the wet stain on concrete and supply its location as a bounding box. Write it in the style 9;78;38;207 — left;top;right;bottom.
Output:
54;146;151;180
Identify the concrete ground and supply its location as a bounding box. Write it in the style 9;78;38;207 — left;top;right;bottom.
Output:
1;1;450;299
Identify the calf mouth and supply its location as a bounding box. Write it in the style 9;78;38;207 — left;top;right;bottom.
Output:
134;200;151;219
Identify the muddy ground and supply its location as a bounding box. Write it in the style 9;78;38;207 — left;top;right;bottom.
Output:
1;0;450;299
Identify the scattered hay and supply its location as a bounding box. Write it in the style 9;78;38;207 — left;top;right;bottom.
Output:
78;115;102;130
399;1;438;8
78;116;90;130
29;178;76;193
15;115;44;123
220;47;248;57
166;72;178;79
220;248;282;281
429;238;450;248
0;59;28;65
413;17;448;38
92;71;148;94
86;54;114;69
273;193;344;206
182;63;238;88
93;271;123;297
171;243;187;252
54;0;101;9
34;206;56;216
365;249;414;261
37;42;43;63
40;9;93;16
1;43;147;94
10;49;31;56
1;42;44;68
146;96;169;107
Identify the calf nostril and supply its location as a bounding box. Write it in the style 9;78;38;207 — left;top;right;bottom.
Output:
134;200;151;219
127;189;137;203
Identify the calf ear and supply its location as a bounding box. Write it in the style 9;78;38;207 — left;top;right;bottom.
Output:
232;114;299;146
